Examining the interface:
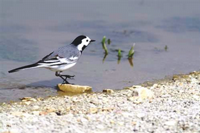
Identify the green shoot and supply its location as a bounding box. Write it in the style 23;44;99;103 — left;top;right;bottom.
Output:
101;36;106;44
102;36;108;54
118;49;122;57
107;39;111;45
128;43;135;58
164;45;168;51
117;49;122;64
102;43;108;54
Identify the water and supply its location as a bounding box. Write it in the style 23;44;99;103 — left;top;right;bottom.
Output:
1;0;200;102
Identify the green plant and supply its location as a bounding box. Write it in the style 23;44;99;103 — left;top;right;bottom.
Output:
107;39;111;45
164;45;168;51
102;36;108;54
101;36;106;44
118;49;122;58
128;43;135;58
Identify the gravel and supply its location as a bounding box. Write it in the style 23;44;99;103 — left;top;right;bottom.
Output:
0;71;200;133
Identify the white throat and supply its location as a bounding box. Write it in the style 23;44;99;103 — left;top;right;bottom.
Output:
77;43;85;51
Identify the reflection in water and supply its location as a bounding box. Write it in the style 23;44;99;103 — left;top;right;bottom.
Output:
102;53;108;63
128;58;134;67
164;45;168;51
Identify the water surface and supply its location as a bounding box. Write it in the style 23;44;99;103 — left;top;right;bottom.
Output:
1;0;200;102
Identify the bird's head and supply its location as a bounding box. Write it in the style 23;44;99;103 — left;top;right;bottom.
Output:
71;35;95;52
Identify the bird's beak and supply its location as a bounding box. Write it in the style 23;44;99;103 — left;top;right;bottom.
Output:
90;40;95;42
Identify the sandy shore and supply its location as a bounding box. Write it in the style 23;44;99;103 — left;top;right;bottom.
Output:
0;71;200;133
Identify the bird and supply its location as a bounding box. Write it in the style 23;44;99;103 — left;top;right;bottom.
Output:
8;35;95;84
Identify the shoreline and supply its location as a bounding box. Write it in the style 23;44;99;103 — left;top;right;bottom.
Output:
0;71;200;132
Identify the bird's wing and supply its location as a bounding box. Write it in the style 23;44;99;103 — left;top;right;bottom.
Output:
38;45;80;66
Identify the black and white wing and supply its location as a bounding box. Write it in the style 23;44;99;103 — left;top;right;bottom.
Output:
37;45;80;67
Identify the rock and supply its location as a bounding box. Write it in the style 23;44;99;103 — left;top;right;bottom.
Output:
128;97;143;104
11;111;24;117
136;113;145;118
127;85;154;104
165;120;177;127
129;86;154;98
32;111;40;115
58;84;92;93
23;101;31;105
89;108;98;114
124;85;141;90
32;105;40;110
133;86;154;99
103;89;114;93
20;97;37;102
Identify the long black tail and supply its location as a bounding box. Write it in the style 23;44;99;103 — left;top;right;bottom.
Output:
8;63;39;73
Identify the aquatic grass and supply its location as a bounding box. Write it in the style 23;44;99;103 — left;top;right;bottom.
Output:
118;49;122;58
102;53;107;63
101;36;108;55
164;45;168;51
107;39;111;45
128;58;133;67
128;43;135;58
101;36;106;44
117;49;122;64
100;36;134;67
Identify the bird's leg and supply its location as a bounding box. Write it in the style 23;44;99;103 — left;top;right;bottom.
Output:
55;72;74;84
55;71;69;84
60;74;75;79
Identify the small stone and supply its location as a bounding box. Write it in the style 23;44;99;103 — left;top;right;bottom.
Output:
103;89;114;93
32;111;40;115
193;95;199;100
11;111;23;117
132;86;154;99
39;111;48;115
127;86;154;104
20;97;37;102
58;84;92;93
32;105;40;110
165;120;177;126
23;101;31;105
89;108;98;114
136;113;145;118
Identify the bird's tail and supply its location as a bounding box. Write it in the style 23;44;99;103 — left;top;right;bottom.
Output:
8;63;40;73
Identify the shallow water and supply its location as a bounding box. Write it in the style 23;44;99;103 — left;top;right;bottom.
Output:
1;0;200;102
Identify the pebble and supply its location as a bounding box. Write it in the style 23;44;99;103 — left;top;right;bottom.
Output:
165;120;177;127
102;89;114;93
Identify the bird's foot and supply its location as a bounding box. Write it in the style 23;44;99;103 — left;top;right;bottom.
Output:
61;75;75;79
55;72;75;84
62;79;70;84
60;75;75;84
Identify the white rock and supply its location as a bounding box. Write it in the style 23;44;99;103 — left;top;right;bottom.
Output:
165;120;177;126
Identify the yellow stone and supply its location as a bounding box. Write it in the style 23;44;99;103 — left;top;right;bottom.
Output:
58;84;92;93
89;108;98;114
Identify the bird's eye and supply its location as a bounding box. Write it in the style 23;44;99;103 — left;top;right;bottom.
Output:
86;40;88;42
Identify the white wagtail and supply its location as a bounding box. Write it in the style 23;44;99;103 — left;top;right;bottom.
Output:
8;35;95;83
